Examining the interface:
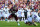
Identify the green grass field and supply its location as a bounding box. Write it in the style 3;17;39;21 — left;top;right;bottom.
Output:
0;21;40;27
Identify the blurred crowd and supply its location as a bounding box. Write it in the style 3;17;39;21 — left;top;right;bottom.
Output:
0;0;40;21
0;0;40;10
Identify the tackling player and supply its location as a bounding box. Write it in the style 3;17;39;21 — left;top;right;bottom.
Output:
24;15;38;26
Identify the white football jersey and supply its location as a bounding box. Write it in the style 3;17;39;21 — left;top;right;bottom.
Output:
17;9;22;17
3;8;10;18
3;8;9;14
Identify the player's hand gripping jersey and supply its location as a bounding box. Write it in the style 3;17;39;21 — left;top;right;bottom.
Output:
24;17;32;23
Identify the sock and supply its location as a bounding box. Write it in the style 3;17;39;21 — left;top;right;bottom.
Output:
22;18;23;21
1;19;2;21
17;19;19;23
8;20;9;22
33;22;38;26
24;18;25;20
17;20;20;25
11;20;12;21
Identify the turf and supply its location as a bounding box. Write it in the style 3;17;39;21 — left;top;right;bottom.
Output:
0;21;40;27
